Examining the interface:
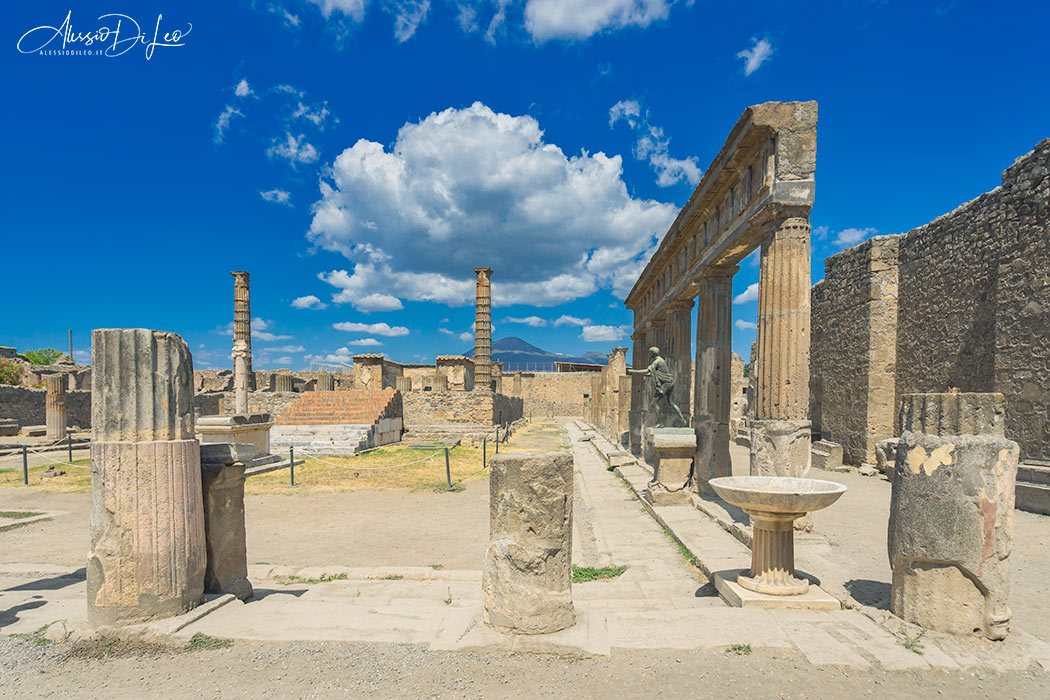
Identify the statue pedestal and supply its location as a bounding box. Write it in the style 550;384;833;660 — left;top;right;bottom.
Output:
196;414;277;468
644;427;696;505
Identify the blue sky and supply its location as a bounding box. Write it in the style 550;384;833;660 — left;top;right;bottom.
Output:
4;0;1048;370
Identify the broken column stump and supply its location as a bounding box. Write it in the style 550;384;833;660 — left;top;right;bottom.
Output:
200;443;254;601
888;392;1017;640
274;373;294;392
484;451;574;634
88;328;206;627
45;373;68;441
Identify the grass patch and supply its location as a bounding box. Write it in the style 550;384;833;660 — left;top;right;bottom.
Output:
572;565;629;583
13;625;53;647
898;627;925;655
0;459;92;492
727;643;752;656
69;636;171;659
0;510;44;519
182;633;233;652
428;563;444;570
281;572;348;585
662;527;699;568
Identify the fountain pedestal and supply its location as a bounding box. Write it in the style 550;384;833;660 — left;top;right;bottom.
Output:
709;476;846;609
644;427;696;505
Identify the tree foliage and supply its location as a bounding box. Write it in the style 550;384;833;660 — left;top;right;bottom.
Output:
21;348;62;366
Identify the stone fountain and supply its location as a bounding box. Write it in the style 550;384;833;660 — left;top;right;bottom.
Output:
709;476;846;596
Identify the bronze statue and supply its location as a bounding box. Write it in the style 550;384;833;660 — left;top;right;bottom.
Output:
628;346;686;428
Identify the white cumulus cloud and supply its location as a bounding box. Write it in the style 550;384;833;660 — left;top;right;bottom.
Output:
737;37;773;76
333;321;410;336
311;102;676;309
347;337;383;346
832;227;877;248
267;344;306;353
261;189;292;206
505;316;547;327
581;324;631;342
268;132;319;165
734;319;757;331
554;314;590;326
235;79;253;97
610;98;701;187
292;295;328;310
525;0;671;41
733;282;759;305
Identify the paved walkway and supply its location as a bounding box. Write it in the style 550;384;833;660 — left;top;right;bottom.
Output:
2;420;1049;672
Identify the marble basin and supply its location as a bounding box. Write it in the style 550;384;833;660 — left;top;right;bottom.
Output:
708;476;846;516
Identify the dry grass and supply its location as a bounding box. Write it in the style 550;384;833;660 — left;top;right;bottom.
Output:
0;458;92;492
0;420;568;496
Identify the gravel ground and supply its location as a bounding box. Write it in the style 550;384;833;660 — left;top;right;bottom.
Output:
1;635;1046;700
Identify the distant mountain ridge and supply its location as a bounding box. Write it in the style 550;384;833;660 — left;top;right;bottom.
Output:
462;336;609;372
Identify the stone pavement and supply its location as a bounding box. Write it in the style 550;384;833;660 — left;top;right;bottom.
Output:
2;420;1050;673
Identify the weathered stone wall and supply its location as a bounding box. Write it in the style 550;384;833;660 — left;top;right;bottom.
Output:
402;390;521;427
0;385;92;428
811;139;1050;463
508;372;592;417
810;235;899;464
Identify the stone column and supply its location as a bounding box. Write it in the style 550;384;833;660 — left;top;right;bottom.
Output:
628;326;647;455
751;216;812;481
231;271;253;414
200;443;253;601
318;373;334;391
484;451;574;634
492;362;504;394
45;373;68;441
666;300;694;426
89;329;206;627
608;348;628;435
694;267;736;493
512;372;523;396
889;393;1017;640
590;374;602;426
274;373;294;392
473;267;494;391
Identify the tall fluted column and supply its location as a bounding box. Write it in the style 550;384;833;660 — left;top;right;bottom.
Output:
89;329;205;626
628;324;647;455
45;373;68;441
751;215;812;488
473;267;493;391
231;271;252;414
694;266;737;493
666;300;694;426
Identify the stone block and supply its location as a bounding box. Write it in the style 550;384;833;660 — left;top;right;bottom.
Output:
749;420;811;478
201;462;252;601
898;392;1005;437
484;451;574;634
644;427;695;504
875;437;900;475
888;430;1018;640
89;329;205;627
200;442;256;465
0;418;19;436
811;439;843;472
196;415;273;460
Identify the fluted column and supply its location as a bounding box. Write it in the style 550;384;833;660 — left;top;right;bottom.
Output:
474;267;493;391
45;373;68;441
231;271;252;414
751;215;813;494
665;300;694;426
628;324;647;455
693;266;736;492
89;329;205;626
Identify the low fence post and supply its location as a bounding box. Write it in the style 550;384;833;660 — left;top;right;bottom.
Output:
67;434;73;465
289;446;296;487
482;437;487;468
444;447;452;489
22;445;28;486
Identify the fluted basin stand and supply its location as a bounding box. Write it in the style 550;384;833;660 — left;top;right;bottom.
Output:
709;476;846;597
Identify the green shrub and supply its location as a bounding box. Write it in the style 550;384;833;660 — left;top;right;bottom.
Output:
0;359;21;385
21;348;62;366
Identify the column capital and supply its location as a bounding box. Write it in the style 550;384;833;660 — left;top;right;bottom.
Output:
667;298;695;311
473;267;494;276
698;264;739;280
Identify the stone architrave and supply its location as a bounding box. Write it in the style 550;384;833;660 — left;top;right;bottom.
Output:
645;427;696;505
274;373;294;392
473;267;493;391
200;443;254;601
484;451;574;634
45;373;68;441
888;392;1017;640
88;329;206;627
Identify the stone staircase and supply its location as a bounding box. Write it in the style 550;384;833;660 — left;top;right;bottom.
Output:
270;389;402;456
1017;462;1050;515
